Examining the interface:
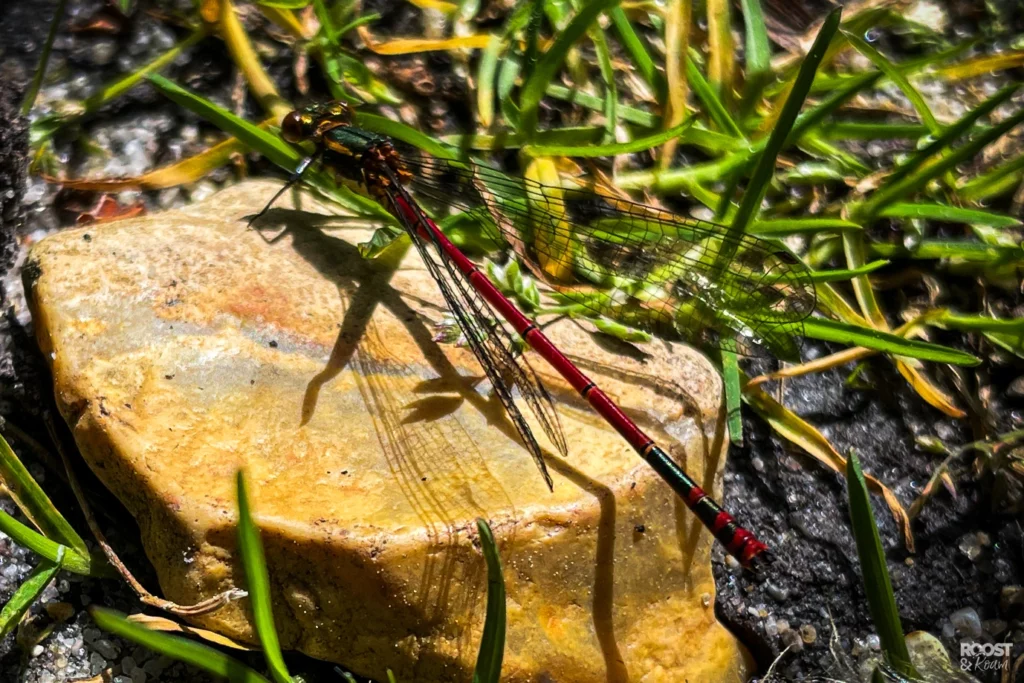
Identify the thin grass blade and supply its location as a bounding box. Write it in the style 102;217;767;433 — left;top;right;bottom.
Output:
91;607;273;683
802;318;979;365
521;119;692;157
846;452;919;679
0;509;104;576
729;8;842;241
236;470;292;683
472;519;506;683
519;0;623;136
609;7;660;92
720;342;743;444
0;558;61;639
0;433;87;553
20;0;67;115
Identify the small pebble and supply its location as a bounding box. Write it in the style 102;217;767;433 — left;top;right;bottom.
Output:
865;634;880;650
950;607;983;639
766;581;789;601
800;624;817;644
958;533;983;561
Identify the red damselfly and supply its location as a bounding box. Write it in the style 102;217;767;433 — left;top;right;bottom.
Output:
251;102;817;569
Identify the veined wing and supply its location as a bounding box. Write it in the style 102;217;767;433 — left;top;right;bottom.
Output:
382;184;568;488
398;150;816;360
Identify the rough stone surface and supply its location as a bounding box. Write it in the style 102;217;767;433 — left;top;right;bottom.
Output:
26;180;751;682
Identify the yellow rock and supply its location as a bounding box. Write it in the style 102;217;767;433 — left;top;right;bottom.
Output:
26;180;753;682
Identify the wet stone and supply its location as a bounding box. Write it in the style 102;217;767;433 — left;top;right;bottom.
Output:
27;180;751;682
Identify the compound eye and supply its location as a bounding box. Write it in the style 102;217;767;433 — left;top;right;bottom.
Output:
281;112;304;143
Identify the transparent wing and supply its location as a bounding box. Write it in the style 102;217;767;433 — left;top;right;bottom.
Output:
383;186;568;488
397;149;816;360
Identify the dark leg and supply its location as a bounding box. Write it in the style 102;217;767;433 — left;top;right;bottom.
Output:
247;152;320;228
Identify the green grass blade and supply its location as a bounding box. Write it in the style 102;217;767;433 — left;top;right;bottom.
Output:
809;260;889;283
148;74;297;168
0;509;104;576
842;30;939;135
958;149;1024;201
720;341;743;444
519;0;623;136
0;558;61;639
802;318;979;365
880;202;1021;229
521;118;692;157
870;239;1023;263
609;7;660;92
729;8;842;241
786;72;882;145
686;50;743;139
751;217;862;236
589;26;618;139
82;28;207;113
20;0;67;116
856;106;1024;220
846;452;918;679
472;519;506;683
353;113;460;160
545;84;657;127
822;121;929;140
236;471;292;683
0;433;87;553
476;34;502;128
91;607;273;683
739;0;770;107
931;312;1024;333
882;84;1017;190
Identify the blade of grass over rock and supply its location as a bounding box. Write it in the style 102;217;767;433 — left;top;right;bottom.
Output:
882;84;1018;190
20;0;66;115
728;8;842;243
846;452;918;679
0;558;61;640
802;318;979;365
0;433;87;553
842;30;939;135
521;119;693;157
236;471;292;683
856;106;1024;221
809;260;889;283
472;519;506;683
720;341;743;444
880;202;1021;229
91;607;273;683
518;0;622;137
609;7;660;92
744;383;913;550
148;75;387;218
0;509;102;576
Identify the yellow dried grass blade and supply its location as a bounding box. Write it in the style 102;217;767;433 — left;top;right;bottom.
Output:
219;0;289;120
357;26;493;54
745;383;914;552
660;0;691;169
938;50;1024;81
125;615;256;651
894;360;965;418
405;0;459;13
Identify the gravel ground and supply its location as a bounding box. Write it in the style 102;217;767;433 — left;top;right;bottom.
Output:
0;1;1022;682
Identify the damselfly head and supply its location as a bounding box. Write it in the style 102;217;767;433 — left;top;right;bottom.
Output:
281;101;354;143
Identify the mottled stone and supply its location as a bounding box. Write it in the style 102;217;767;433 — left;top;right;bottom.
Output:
26;181;751;682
